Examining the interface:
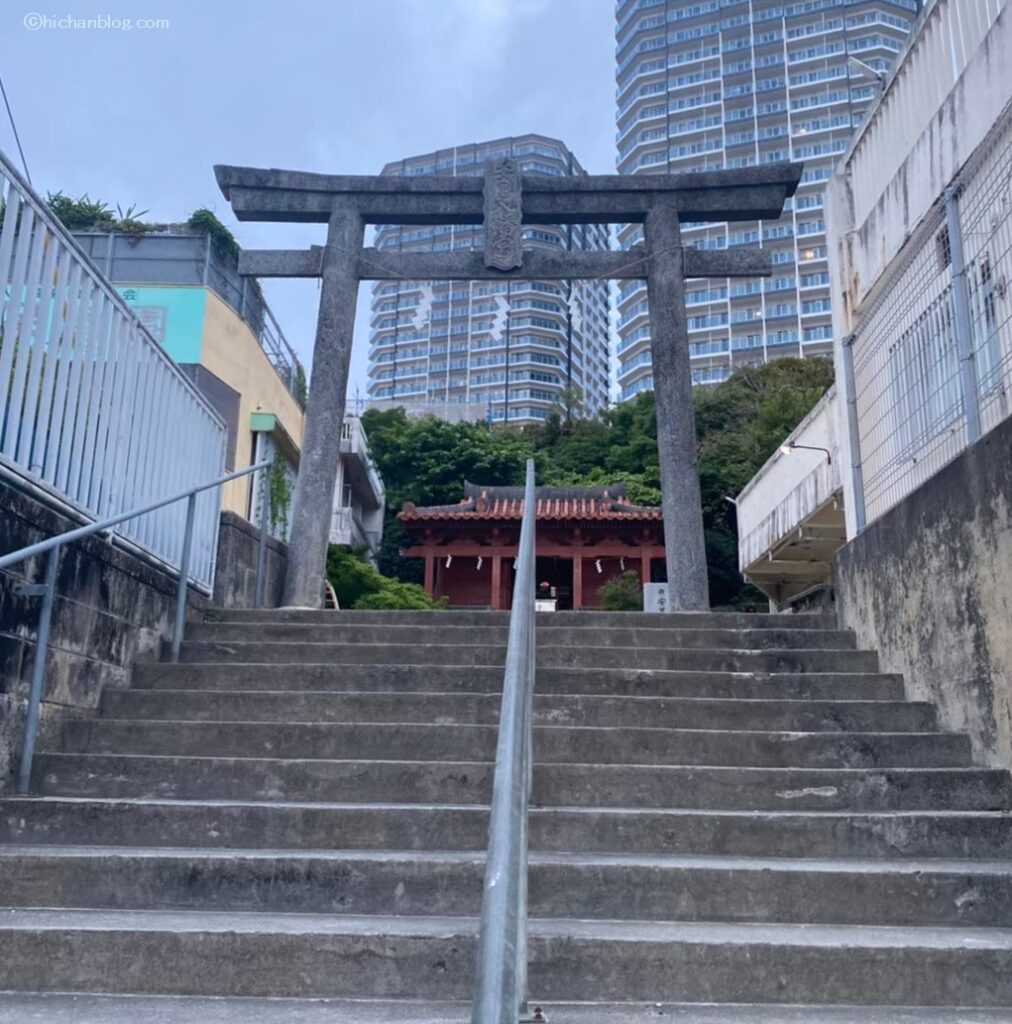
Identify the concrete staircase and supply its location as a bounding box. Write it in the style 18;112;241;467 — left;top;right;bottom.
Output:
1;609;1011;1021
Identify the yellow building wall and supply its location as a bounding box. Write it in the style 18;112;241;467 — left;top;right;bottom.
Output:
198;290;306;517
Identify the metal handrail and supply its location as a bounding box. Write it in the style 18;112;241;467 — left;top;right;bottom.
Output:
0;459;271;795
471;458;537;1024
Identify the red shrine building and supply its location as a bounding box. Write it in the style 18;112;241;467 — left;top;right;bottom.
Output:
399;483;665;610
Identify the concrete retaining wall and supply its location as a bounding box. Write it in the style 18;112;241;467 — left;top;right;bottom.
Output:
213;511;288;610
836;414;1012;769
0;484;288;789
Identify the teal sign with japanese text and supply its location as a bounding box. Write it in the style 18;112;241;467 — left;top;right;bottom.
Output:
117;286;206;364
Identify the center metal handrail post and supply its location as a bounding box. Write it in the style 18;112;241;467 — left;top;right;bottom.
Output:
471;458;537;1024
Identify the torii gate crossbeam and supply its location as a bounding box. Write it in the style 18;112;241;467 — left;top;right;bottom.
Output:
215;159;802;610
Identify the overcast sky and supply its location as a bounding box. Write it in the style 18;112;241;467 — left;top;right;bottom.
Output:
2;0;616;403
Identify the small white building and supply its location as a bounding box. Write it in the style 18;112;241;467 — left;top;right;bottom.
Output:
250;413;385;564
736;388;845;609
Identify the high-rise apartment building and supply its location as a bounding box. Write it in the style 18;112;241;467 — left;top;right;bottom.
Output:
366;135;612;424
615;0;919;400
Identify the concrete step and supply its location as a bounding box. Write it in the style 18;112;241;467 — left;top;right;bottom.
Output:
4;799;1011;858
184;622;858;651
1;994;1009;1024
99;690;938;733
131;663;906;701
34;754;1011;810
175;642;878;674
3;846;1011;927
1;909;1011;1003
209;608;841;631
59;719;970;769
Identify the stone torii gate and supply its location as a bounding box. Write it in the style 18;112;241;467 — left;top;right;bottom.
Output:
214;160;801;610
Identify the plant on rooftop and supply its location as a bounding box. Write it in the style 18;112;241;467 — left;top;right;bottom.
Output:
187;208;240;263
46;192;116;230
292;363;308;411
115;202;151;235
47;192;160;235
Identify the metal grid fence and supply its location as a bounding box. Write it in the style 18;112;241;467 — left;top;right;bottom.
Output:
0;150;227;588
851;104;1012;524
959;121;1012;436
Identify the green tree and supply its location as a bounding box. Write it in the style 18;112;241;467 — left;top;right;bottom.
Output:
361;408;534;579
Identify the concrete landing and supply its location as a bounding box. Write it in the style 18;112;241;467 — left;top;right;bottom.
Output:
1;994;1010;1024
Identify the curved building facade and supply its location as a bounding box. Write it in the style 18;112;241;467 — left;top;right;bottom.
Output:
615;0;918;401
366;134;612;425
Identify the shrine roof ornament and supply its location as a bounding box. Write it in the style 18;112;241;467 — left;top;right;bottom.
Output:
399;482;662;523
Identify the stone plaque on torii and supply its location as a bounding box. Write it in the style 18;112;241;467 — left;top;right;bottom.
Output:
214;159;802;610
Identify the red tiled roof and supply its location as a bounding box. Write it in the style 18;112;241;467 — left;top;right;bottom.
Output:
399;483;662;523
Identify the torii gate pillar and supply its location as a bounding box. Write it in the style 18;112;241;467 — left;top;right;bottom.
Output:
283;204;363;608
215;160;802;609
644;203;707;608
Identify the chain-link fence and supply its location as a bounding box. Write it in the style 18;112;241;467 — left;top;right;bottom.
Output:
849;103;1012;525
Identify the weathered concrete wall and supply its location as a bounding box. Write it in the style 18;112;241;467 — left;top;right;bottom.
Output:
0;483;208;788
213;510;288;609
835;413;1012;769
0;487;287;790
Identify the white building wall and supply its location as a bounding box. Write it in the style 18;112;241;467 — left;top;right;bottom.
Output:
832;0;1012;323
828;0;1012;536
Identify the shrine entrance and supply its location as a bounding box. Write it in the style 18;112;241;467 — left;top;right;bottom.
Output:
215;157;801;610
535;557;574;611
398;482;666;611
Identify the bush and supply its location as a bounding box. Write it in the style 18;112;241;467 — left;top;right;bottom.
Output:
326;545;444;611
598;570;643;612
354;581;445;610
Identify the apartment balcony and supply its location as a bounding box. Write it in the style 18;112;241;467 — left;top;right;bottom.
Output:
340;416;385;511
329;507;380;559
617;360;655;398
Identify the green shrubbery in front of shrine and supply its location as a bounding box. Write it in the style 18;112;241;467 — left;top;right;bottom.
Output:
325;544;445;611
597;570;644;612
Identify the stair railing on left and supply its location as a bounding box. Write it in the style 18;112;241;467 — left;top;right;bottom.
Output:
471;457;538;1024
0;459;270;795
